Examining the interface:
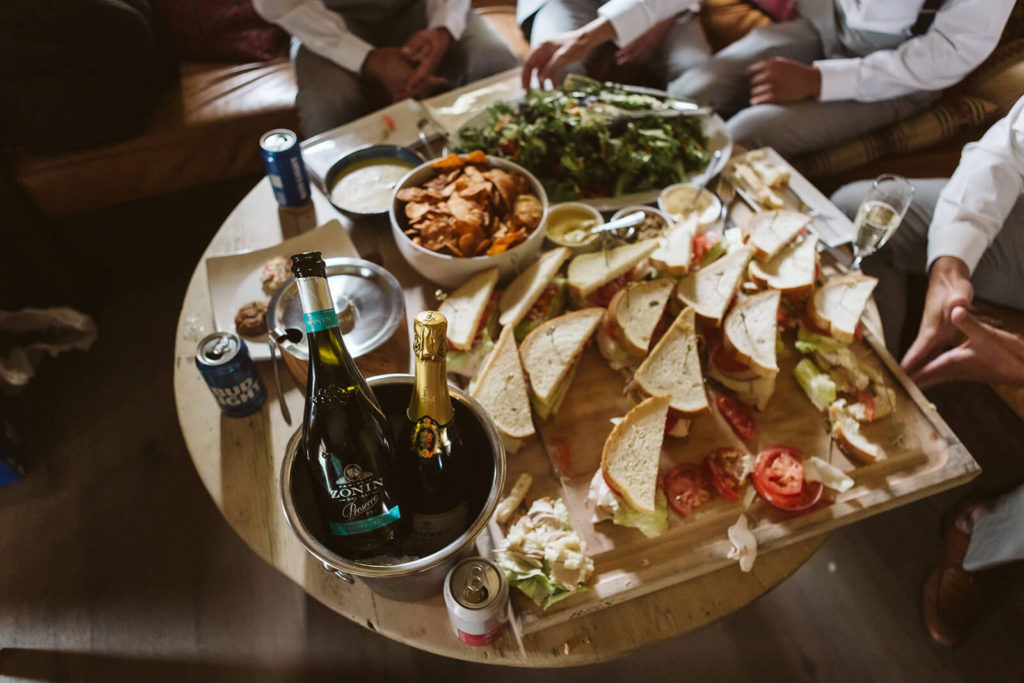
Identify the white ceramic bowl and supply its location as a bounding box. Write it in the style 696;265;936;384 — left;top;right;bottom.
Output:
544;201;603;251
609;205;674;243
389;155;548;289
658;183;723;232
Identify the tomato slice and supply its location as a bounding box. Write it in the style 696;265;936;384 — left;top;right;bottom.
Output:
756;479;824;511
550;437;571;474
592;275;628;308
664;463;715;518
752;446;825;512
691;232;712;268
703;447;746;502
754;446;804;497
856;390;876;421
715;395;756;442
711;342;750;374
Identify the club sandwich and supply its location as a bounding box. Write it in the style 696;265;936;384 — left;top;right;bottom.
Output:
596;277;675;372
440;267;499;378
519;307;603;422
498;246;572;339
567;240;659;307
675;245;753;327
470;325;536;454
707;289;780;411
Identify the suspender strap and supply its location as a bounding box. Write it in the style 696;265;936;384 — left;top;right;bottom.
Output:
911;0;944;36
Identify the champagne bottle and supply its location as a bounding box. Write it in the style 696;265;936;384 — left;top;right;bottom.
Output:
291;251;408;558
403;310;470;556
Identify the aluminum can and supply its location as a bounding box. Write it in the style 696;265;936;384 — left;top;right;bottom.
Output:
260;128;311;207
443;557;509;646
195;332;267;418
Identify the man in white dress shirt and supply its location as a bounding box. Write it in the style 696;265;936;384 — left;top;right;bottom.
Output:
518;0;711;89
253;0;519;136
832;95;1024;647
669;0;1015;157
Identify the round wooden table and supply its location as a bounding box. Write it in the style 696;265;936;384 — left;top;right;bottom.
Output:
173;178;827;667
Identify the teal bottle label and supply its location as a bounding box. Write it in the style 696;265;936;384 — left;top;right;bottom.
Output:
329;505;402;536
304;308;339;333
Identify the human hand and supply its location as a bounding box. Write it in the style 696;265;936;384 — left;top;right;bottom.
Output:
747;57;821;104
902;256;974;378
362;47;419;101
521;17;616;89
401;27;452;98
614;15;676;67
909;306;1024;389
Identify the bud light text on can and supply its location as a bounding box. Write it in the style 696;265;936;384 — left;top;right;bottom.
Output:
443;558;509;646
196;332;267;418
261;128;311;207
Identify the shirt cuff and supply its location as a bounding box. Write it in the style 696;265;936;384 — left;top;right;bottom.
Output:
926;220;991;274
814;58;861;102
598;0;654;47
428;8;467;41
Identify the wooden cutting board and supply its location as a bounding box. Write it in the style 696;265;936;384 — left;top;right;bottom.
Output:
488;321;976;636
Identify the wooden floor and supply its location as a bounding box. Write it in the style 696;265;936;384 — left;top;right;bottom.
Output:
2;177;1024;682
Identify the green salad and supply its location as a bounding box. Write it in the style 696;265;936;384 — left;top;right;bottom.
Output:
456;80;711;202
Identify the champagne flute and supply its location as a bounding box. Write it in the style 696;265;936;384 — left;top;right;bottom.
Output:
850;174;915;270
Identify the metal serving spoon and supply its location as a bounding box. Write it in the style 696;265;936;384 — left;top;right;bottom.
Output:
589;210;646;243
268;327;303;425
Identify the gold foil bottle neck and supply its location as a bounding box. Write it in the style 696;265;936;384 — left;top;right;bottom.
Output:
413;310;448;361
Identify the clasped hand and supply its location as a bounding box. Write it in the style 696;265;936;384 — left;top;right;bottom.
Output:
363;28;451;102
901;256;1024;389
747;57;821;104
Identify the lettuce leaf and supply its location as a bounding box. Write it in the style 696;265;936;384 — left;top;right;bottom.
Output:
449;327;496;381
794;358;837;412
794;324;846;355
592;473;668;538
494;553;586;608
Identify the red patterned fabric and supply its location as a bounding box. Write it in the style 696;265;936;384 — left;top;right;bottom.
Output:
151;0;287;62
750;0;798;22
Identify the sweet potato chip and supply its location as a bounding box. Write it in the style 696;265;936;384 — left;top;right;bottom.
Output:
397;156;543;258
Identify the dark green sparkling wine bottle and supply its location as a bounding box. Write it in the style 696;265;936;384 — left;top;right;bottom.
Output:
291;251;409;558
402;310;470;557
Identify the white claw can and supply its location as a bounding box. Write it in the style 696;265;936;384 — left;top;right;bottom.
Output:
443;557;509;646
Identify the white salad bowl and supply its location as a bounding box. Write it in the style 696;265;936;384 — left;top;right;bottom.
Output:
389;155;548;290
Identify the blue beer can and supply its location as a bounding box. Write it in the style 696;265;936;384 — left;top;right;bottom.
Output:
195;332;267;418
260;128;311;207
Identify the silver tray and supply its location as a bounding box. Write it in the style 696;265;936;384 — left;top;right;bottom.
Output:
266;257;405;360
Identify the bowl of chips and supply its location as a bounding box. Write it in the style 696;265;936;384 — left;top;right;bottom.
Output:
389;151;548;288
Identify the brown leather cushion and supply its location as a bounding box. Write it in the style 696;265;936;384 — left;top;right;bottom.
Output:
150;0;288;62
14;58;299;218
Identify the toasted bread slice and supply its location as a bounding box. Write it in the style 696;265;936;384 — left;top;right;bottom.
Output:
471;325;535;444
439;268;499;351
498;247;571;328
634;307;710;418
601;394;671;514
748;233;818;295
829;400;885;463
606;277;675;357
567;240;658;303
676;246;753;327
706;363;777;412
519;307;603;410
650;225;695;276
723;290;780;377
809;273;878;344
746;210;813;262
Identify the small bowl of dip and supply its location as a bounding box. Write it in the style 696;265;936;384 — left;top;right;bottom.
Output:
326;144;423;221
544;202;603;250
609;205;672;244
658;184;723;232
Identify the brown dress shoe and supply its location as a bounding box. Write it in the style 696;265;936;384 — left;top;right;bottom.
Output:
922;500;983;647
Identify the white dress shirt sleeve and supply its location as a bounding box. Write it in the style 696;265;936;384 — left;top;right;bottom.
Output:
927;96;1024;273
426;0;470;41
815;0;1015;102
597;0;700;47
252;0;373;73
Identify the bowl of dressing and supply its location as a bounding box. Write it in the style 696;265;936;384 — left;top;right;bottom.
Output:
658;184;723;232
543;202;603;251
326;144;424;221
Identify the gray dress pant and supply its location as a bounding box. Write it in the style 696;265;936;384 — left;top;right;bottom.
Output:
668;0;935;157
525;0;711;88
292;0;518;136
